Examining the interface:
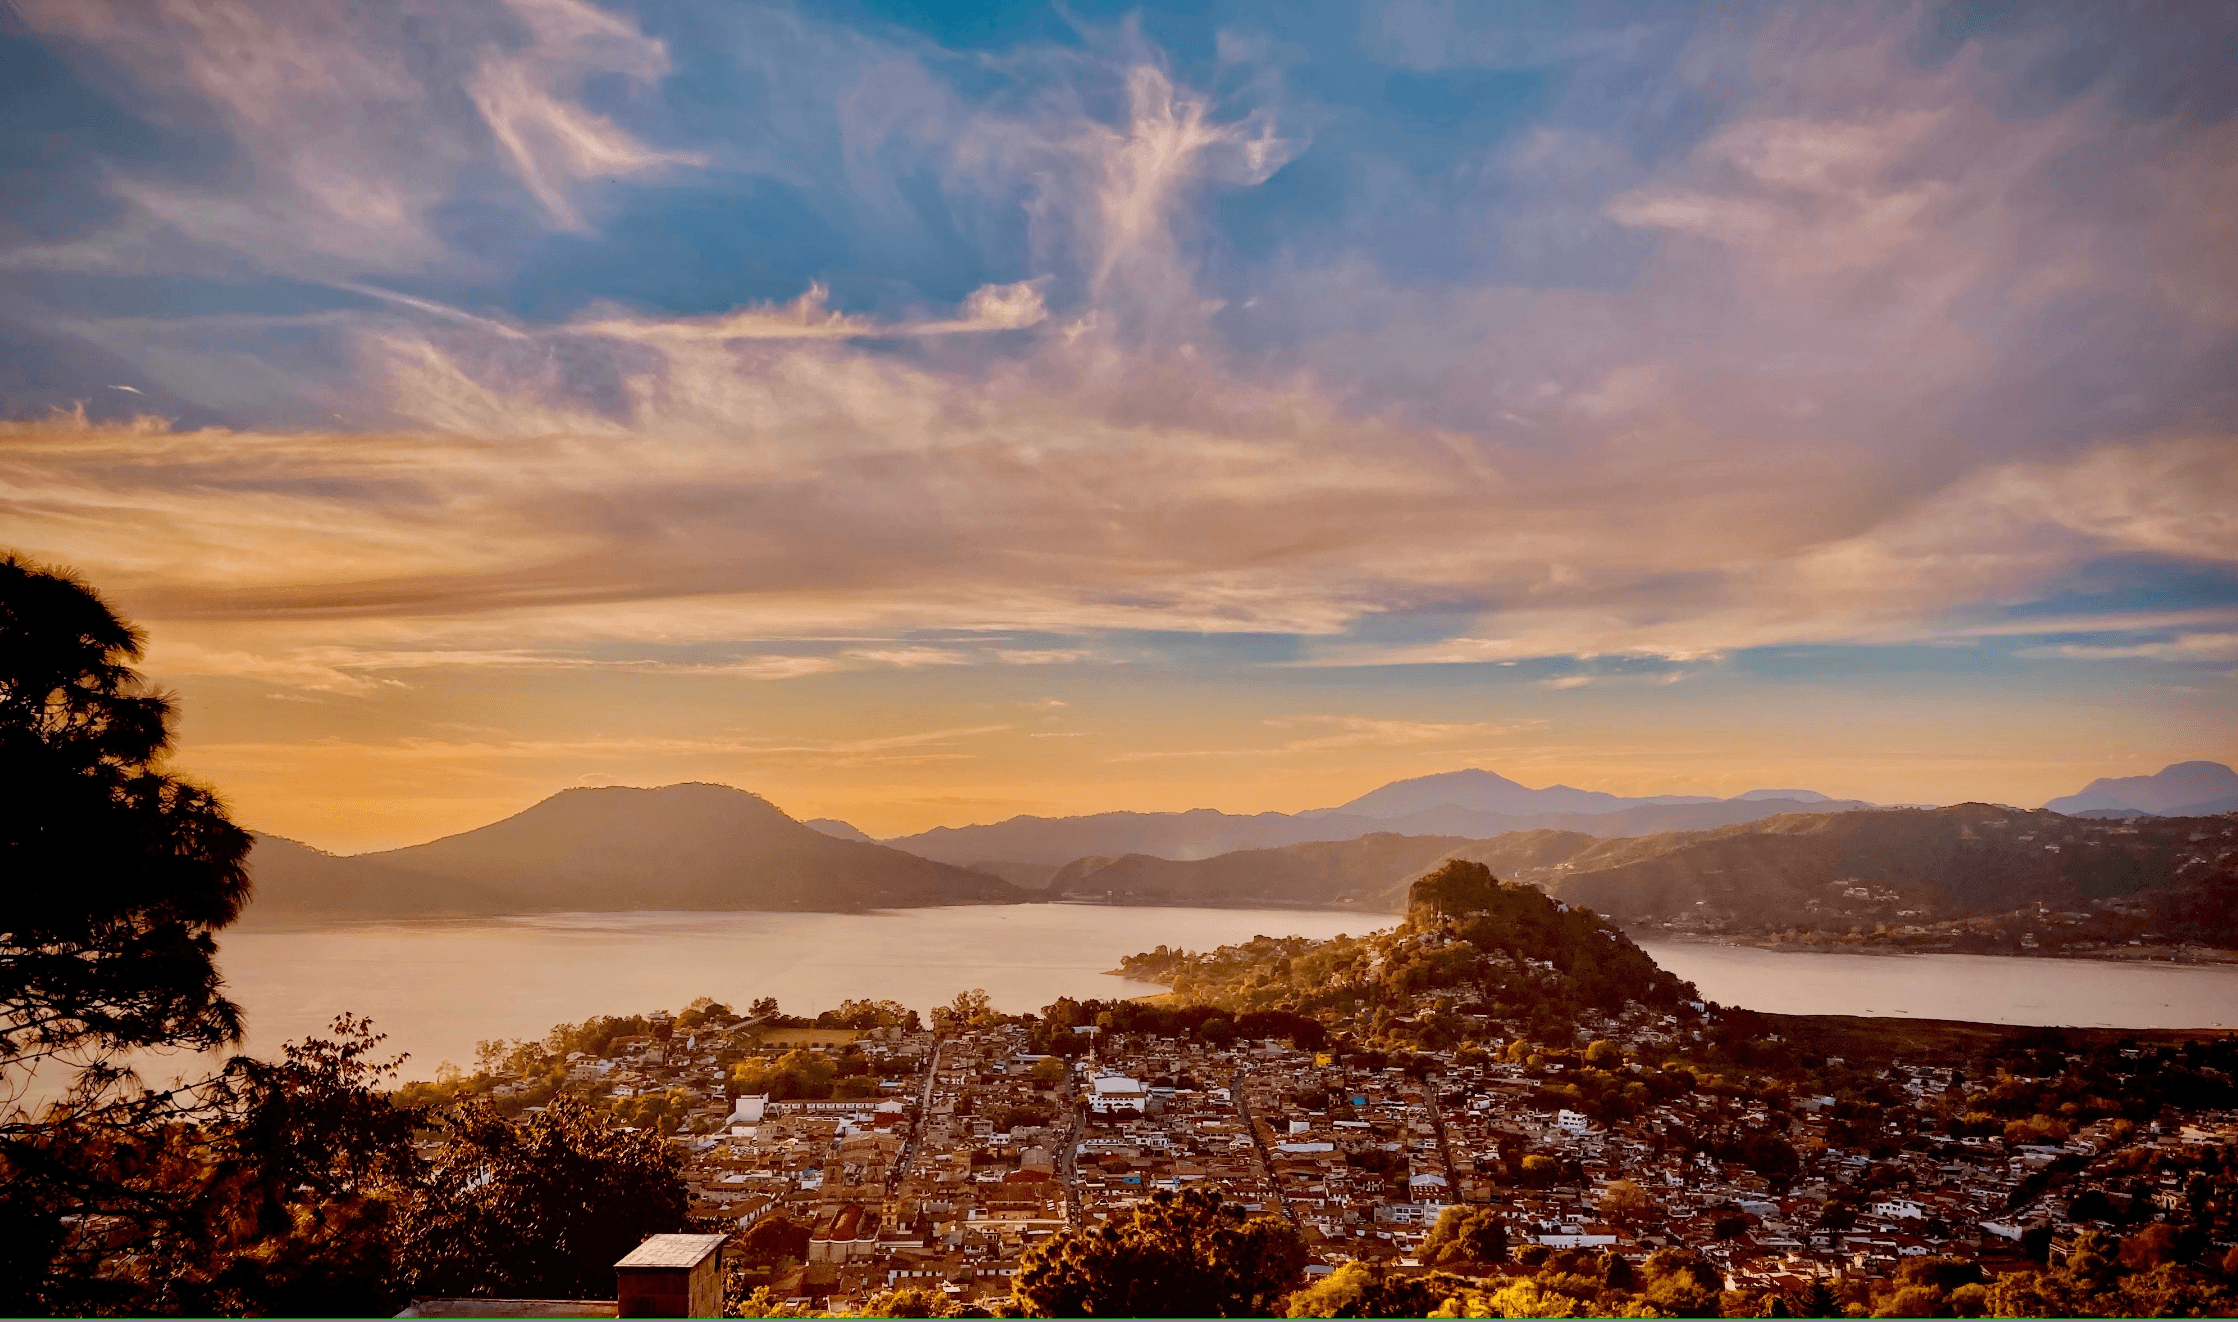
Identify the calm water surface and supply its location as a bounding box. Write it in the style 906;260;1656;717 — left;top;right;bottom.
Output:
184;908;2238;1089
209;906;1372;1081
1638;939;2238;1030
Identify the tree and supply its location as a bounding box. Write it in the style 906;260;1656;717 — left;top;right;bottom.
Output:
731;1284;798;1317
1639;1248;1724;1317
1790;1278;1841;1318
1012;1186;1306;1316
154;1015;423;1316
1285;1261;1456;1317
396;1092;689;1299
6;1012;423;1316
0;552;254;1095
1598;1178;1655;1229
677;997;734;1030
1421;1206;1509;1269
868;1285;955;1317
2119;1222;2181;1270
735;1214;811;1268
820;998;919;1032
932;988;994;1035
0;554;256;1313
731;1049;838;1101
994;1102;1052;1133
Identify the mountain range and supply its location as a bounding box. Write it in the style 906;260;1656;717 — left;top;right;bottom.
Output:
874;789;1876;867
2040;761;2238;819
1038;804;2238;938
1324;767;1729;818
240;762;2235;927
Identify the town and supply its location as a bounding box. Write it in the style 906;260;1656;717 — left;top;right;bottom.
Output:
438;983;2238;1316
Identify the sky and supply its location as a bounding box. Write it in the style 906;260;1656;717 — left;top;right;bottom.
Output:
2;0;2234;852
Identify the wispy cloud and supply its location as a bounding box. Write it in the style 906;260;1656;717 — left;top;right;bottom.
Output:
846;648;974;669
143;640;848;692
196;722;1011;766
568;281;1047;344
10;0;694;273
3;1;2234;841
1110;714;1528;761
1262;715;1525;750
2016;634;2238;664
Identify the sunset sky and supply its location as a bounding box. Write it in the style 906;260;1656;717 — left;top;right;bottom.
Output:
3;1;2234;851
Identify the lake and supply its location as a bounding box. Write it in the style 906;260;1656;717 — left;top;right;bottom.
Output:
203;906;1374;1083
1636;938;2238;1031
175;907;2238;1088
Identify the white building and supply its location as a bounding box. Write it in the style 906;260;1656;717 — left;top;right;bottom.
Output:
1538;1231;1619;1249
1087;1072;1149;1114
1374;1201;1449;1226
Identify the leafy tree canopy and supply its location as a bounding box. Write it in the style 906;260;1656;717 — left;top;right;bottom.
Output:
1012;1187;1306;1317
1421;1205;1510;1270
398;1092;689;1300
1;552;253;1104
0;554;256;1312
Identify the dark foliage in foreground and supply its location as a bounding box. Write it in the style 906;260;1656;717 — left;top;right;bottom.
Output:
1012;1186;1307;1316
1;553;256;1313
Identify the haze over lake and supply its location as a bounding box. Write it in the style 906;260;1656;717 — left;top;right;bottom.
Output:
211;906;1369;1081
198;907;2238;1087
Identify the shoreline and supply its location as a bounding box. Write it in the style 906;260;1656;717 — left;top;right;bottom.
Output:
235;904;2238;967
1634;930;2238;966
231;898;1383;933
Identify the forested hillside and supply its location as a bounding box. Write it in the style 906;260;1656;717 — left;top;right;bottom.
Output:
1537;804;2238;948
1074;805;2238;950
1116;860;1700;1045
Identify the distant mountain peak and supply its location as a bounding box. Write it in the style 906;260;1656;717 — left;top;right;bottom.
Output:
242;781;1018;921
804;817;875;843
2044;761;2238;816
1330;768;1830;821
1334;768;1619;819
